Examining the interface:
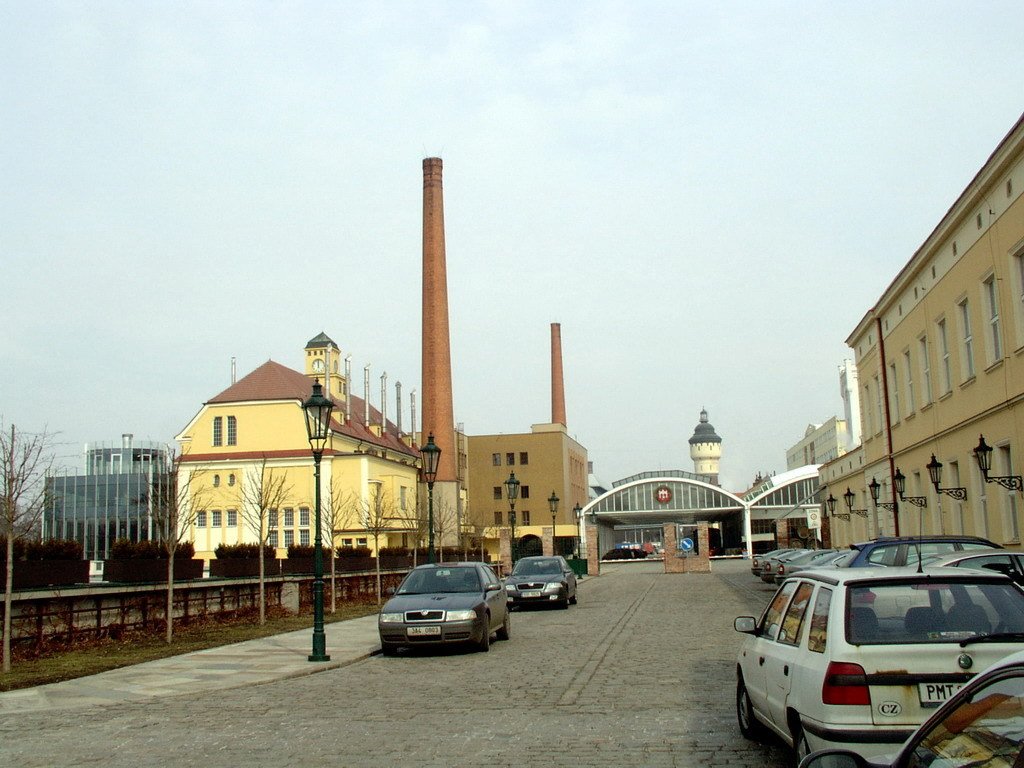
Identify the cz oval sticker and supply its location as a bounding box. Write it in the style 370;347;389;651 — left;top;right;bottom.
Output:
878;702;903;717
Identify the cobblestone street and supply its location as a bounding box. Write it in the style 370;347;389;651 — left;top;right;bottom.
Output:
0;560;789;768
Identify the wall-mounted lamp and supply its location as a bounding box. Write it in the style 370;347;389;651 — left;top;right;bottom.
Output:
868;477;896;511
974;435;1023;492
825;492;850;521
842;487;869;518
893;468;927;508
925;454;968;500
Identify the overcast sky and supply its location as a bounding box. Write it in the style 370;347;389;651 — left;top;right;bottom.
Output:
3;2;1023;491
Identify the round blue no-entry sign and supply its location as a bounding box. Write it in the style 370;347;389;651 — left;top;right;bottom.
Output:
679;537;694;552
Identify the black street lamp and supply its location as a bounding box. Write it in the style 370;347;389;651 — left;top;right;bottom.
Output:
974;435;1024;492
868;477;896;512
826;492;850;521
420;433;441;563
842;487;869;518
548;491;559;555
926;454;968;500
302;379;334;663
504;471;520;562
893;468;928;508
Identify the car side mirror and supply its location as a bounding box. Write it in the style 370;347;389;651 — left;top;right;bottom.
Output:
797;749;872;768
385;586;396;596
485;582;500;592
734;616;757;634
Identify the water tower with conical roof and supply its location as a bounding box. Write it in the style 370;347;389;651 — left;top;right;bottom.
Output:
688;408;722;485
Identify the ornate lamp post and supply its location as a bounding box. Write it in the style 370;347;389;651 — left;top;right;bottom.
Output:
572;503;582;556
548;491;559;555
421;433;441;564
926;454;968;500
974;435;1024;491
505;471;520;563
302;379;334;663
893;468;927;508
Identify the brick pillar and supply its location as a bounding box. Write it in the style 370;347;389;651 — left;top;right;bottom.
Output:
551;322;566;426
663;523;711;574
499;528;511;576
663;524;685;573
819;516;831;549
421;157;457;483
542;526;554;556
585;524;600;576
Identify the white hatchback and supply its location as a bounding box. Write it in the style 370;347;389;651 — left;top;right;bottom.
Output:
734;566;1024;762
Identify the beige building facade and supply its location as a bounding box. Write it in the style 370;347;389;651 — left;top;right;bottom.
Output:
833;114;1024;547
465;423;588;557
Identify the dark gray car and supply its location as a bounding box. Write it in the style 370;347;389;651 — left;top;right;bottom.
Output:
504;555;578;609
378;562;509;655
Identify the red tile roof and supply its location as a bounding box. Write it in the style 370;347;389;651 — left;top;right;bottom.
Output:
205;360;419;460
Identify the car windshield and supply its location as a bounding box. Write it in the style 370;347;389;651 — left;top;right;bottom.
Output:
847;580;1024;645
512;559;562;576
398;567;481;594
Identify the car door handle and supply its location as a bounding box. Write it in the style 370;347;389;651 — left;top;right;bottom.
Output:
784;665;789;676
759;657;765;666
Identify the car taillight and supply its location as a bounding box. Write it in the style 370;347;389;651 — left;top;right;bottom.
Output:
822;662;870;705
777;564;785;574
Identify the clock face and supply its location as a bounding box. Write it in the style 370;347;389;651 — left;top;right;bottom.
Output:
312;359;325;373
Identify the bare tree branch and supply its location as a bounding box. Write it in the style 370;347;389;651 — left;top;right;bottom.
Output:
238;456;293;624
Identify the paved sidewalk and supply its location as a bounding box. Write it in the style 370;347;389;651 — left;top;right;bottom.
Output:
0;614;381;715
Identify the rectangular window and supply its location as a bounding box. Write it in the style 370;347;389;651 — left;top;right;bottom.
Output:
196;511;207;528
958;298;975;380
919;335;932;406
284;530;294;547
268;509;278;529
984;275;1003;363
873;375;883;434
357;537;367;547
211;510;222;527
522;510;531;525
807;587;832;653
284;508;294;527
949;461;965;534
342;538;353;546
227;509;237;527
519;452;529;465
269;531;278;547
938;318;952;394
888;362;900;422
300;529;310;546
300;507;310;526
493;486;502;500
494;510;503;526
1013;250;1024;348
227;415;237;446
904;350;915;414
521;486;530;500
863;383;874;436
506;452;515;465
400;486;407;511
492;453;501;466
212;417;223;447
999;445;1019;542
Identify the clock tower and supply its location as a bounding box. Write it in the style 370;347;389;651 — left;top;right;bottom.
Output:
304;332;348;418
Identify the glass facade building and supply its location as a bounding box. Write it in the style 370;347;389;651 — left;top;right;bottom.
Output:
43;434;172;560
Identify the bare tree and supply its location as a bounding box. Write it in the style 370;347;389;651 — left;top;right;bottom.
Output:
357;483;402;605
150;455;211;643
238;456;292;625
395;494;428;566
1;422;55;673
432;495;461;563
323;476;359;614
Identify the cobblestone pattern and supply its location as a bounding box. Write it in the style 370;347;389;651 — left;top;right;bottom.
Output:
0;560;789;768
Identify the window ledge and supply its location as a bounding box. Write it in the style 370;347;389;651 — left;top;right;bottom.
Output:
903;412;916;423
919;402;934;413
984;358;1004;375
938;390;954;403
959;376;977;391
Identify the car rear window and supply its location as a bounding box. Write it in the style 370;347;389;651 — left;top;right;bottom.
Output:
846;580;1024;645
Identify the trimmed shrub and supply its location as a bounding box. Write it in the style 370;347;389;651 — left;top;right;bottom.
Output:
214;543;274;559
0;537;28;561
24;538;84;561
335;546;372;559
109;539;196;559
378;546;410;556
287;544;330;559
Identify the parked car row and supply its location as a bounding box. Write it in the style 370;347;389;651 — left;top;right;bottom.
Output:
736;541;1024;766
377;555;578;656
602;548;649;561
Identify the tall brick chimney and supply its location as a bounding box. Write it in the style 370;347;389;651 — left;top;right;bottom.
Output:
551;322;566;426
421;157;457;482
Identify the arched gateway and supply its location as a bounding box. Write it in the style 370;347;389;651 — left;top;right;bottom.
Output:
578;466;822;558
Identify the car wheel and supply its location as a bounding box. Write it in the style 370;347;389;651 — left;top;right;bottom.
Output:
496;610;511;641
736;676;765;741
791;718;811;765
569;591;578;605
380;641;399;657
477;617;491;652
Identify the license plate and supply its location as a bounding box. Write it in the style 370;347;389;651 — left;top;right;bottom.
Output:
408;625;441;637
521;590;542;598
919;682;963;707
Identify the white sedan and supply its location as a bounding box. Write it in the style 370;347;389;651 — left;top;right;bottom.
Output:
734;566;1024;762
